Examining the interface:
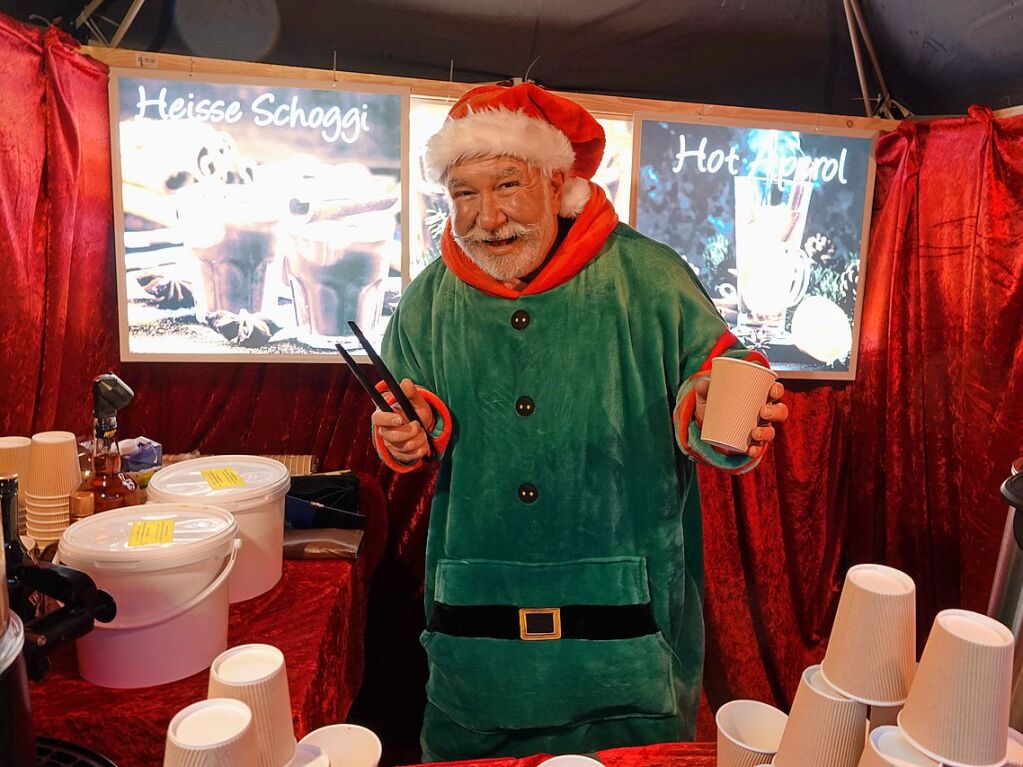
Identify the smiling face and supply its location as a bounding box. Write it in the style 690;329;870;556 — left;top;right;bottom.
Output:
447;156;564;281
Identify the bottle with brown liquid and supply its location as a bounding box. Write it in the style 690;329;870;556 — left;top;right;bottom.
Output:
79;374;136;513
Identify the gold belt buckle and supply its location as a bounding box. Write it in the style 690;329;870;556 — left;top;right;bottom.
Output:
519;607;562;640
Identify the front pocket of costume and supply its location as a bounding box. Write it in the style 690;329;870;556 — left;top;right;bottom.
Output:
421;557;677;733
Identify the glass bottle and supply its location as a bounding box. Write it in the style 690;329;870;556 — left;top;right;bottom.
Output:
81;416;136;513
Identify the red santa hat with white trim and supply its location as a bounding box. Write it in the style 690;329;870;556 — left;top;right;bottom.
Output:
424;82;605;219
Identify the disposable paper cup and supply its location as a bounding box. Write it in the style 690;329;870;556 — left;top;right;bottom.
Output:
773;665;866;767
286;744;330;766
299;724;382;767
716;699;788;767
898;609;1014;767
700;357;778;452
208;644;296;767
26;491;73;503
26;431;81;497
537;757;605;767
821;564;917;705
0;436;31;506
164;698;259;766
858;726;939;767
1006;729;1023;767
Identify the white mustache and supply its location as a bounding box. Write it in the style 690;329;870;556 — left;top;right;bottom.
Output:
456;221;539;245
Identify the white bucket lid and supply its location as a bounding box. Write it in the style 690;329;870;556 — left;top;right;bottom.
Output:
147;455;290;511
58;503;238;572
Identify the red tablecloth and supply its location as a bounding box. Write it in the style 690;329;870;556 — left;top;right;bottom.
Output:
411;742;717;767
28;473;387;767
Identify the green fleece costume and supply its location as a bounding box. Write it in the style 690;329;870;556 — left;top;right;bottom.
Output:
375;182;766;760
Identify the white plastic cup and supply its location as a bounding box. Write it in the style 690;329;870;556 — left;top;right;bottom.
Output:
700;357;778;453
857;726;939;767
299;724;382;767
208;644;296;767
716;699;788;767
898;609;1013;767
773;665;866;767
164;698;260;766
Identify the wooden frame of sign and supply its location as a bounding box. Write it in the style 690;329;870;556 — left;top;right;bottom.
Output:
631;111;878;380
92;48;895;371
107;64;410;363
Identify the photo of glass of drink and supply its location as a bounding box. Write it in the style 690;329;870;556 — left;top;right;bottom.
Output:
177;182;281;322
732;175;813;344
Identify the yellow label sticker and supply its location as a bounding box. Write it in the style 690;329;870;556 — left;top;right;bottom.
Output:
201;467;247;491
128;518;176;547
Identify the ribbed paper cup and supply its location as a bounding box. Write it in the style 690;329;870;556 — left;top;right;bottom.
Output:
700;357;778;453
820;564;917;706
208;644;296;767
1006;729;1023;767
26;431;81;497
164;698;260;767
0;436;31;506
773;665;867;767
857;726;939;767
716;699;788;767
898;609;1014;767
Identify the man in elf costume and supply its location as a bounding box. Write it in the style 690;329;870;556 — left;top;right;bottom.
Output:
371;83;788;760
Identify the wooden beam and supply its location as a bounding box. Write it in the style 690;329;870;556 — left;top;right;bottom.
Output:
85;46;902;132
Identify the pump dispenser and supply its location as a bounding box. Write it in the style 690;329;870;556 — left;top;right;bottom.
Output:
79;373;137;512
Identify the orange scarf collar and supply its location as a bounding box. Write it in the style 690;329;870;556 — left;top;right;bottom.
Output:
439;183;620;298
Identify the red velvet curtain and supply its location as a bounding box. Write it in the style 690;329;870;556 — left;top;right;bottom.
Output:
2;12;1022;748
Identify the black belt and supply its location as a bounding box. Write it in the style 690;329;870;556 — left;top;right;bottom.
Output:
428;602;658;641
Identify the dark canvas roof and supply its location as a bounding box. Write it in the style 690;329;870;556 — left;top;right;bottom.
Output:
3;0;1022;116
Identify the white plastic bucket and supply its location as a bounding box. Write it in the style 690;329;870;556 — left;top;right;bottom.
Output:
146;455;290;603
57;503;239;689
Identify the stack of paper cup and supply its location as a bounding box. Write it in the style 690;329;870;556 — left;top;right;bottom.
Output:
772;665;866;767
163;698;260;766
208;644;296;767
820;565;917;708
0;436;31;535
299;724;382;767
716;699;788;767
24;431;81;547
857;726;939;767
700;357;778;453
898;609;1014;767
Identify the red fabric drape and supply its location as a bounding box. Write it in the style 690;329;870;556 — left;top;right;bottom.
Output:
1;12;1022;752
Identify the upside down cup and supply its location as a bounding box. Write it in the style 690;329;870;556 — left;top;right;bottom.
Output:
897;609;1014;767
163;698;260;767
772;665;866;767
207;644;296;767
820;564;917;706
857;726;939;767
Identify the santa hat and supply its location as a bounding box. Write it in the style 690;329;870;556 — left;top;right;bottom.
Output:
424;83;605;218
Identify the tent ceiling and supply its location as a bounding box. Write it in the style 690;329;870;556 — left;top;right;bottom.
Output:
3;0;1022;116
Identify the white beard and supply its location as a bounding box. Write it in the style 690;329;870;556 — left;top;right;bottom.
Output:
453;195;556;281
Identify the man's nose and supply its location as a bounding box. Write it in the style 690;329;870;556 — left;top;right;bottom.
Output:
477;191;507;231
